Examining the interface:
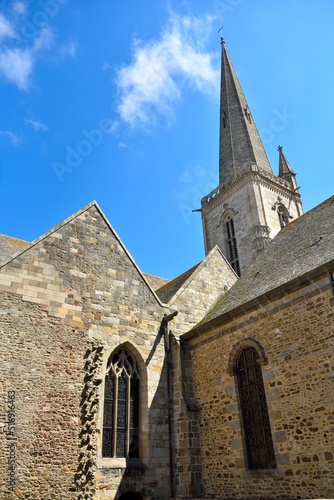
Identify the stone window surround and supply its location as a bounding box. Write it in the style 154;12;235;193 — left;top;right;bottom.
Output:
96;342;149;469
223;211;240;276
228;338;284;479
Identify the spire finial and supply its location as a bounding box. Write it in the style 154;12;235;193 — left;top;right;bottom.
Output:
278;145;283;152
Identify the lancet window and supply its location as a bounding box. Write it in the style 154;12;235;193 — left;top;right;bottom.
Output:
225;215;240;276
277;205;289;229
102;348;140;459
236;347;276;469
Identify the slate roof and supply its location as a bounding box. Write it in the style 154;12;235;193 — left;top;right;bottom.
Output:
189;195;334;333
0;234;30;266
155;263;200;304
143;273;170;292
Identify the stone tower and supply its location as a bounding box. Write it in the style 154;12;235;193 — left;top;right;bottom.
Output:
201;39;303;275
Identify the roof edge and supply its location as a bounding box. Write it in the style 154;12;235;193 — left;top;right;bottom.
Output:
166;245;236;306
0;201;169;309
183;258;334;341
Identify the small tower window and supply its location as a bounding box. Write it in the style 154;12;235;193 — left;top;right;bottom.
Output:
236;347;276;470
277;205;289;229
102;348;140;459
226;216;240;276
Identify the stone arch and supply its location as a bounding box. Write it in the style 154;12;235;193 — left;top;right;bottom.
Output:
98;341;149;464
105;342;146;380
272;199;292;229
276;204;290;228
227;337;267;374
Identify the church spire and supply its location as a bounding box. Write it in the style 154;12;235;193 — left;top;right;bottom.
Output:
219;39;273;186
278;145;298;190
200;39;303;275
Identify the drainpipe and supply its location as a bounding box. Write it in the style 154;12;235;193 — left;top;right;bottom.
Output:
161;310;178;500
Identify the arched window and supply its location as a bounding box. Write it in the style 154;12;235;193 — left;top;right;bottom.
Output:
236;347;276;469
225;215;240;276
277;205;289;229
102;348;140;459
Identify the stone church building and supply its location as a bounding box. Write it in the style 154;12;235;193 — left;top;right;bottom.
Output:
0;40;333;500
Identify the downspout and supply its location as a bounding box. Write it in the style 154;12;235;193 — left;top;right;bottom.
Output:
161;310;178;499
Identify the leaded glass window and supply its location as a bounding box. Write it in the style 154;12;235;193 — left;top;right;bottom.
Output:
226;216;240;276
236;347;276;469
102;348;140;459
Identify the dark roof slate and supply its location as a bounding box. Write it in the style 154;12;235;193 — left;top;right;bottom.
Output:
143;273;170;292
155;263;200;304
195;196;334;329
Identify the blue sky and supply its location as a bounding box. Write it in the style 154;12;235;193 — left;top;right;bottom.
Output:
0;0;333;279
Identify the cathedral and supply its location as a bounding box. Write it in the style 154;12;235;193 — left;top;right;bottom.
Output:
0;39;333;500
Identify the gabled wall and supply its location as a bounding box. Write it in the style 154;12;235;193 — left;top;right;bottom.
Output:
0;204;173;499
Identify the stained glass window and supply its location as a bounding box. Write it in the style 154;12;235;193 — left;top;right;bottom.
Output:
236;347;276;469
102;348;140;459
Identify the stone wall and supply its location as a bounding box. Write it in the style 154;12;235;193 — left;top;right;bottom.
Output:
202;168;303;274
0;204;173;500
167;247;237;336
185;270;334;499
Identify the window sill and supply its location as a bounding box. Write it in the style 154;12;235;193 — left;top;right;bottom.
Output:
243;467;283;480
96;457;147;472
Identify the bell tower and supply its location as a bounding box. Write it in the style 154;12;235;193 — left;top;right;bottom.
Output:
201;39;303;275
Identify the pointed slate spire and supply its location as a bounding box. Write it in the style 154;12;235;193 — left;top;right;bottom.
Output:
278;145;298;189
219;39;273;186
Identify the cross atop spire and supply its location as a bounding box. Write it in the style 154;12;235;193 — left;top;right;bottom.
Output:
219;41;273;186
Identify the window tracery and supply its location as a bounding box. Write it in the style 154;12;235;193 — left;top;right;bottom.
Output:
102;348;140;459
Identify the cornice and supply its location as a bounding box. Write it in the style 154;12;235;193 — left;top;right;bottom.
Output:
202;167;301;216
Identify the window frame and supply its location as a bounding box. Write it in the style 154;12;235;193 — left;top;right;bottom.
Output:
277;204;289;229
228;339;279;476
97;344;148;468
224;214;241;276
236;346;276;470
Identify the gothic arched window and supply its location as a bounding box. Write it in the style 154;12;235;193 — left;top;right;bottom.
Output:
277;205;289;229
225;215;240;276
102;348;140;459
236;347;276;469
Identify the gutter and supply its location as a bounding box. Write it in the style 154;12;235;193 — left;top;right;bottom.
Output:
161;310;178;500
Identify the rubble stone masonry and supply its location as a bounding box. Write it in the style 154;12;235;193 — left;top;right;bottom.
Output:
186;271;334;499
0;205;172;500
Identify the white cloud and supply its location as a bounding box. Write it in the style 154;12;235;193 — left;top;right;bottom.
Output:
0;130;21;145
0;27;53;89
25;118;48;131
12;2;27;15
59;41;78;59
0;12;15;40
115;12;219;129
0;47;32;89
